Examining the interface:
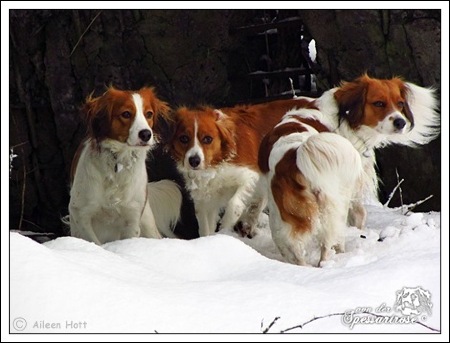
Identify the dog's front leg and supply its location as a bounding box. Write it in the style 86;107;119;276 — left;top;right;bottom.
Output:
348;200;367;229
195;201;217;236
69;206;102;245
219;188;247;232
120;204;142;240
234;181;268;237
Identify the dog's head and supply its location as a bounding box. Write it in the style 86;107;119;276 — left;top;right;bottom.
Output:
334;74;416;136
83;86;170;148
169;106;236;170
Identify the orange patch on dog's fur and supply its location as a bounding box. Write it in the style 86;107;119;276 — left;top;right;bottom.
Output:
258;119;328;173
271;149;318;236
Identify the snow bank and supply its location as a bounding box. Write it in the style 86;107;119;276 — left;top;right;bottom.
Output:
9;206;441;334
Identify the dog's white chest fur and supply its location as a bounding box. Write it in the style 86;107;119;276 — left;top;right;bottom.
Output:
182;163;258;204
69;140;149;243
179;163;259;236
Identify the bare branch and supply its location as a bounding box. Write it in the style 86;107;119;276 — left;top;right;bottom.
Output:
404;195;434;215
385;168;434;214
261;316;280;333
364;311;440;333
10;141;29;149
383;178;404;208
21;219;46;231
268;311;440;333
395;169;405;214
280;312;344;333
70;11;102;57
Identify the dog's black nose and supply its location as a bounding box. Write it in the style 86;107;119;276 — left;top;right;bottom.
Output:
138;129;152;142
393;118;406;130
189;155;201;168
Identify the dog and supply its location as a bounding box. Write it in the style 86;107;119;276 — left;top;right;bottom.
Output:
68;86;182;244
168;100;306;237
258;74;439;266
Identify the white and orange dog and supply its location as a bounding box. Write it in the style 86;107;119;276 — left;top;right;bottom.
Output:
69;87;182;245
259;74;439;266
168;101;303;237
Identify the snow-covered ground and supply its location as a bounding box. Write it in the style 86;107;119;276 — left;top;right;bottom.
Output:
8;203;442;335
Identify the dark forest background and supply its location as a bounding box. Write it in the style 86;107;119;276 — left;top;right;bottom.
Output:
9;9;441;238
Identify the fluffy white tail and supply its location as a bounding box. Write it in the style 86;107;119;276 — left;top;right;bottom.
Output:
295;132;364;261
296;132;363;199
147;180;182;238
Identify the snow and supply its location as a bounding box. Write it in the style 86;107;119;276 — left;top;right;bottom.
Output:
7;203;444;336
308;39;317;63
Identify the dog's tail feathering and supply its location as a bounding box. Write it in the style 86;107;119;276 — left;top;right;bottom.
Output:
147;180;182;238
295;132;363;202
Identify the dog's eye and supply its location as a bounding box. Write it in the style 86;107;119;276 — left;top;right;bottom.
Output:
202;136;213;144
146;111;154;119
397;101;405;108
121;111;132;119
179;135;189;144
373;101;385;108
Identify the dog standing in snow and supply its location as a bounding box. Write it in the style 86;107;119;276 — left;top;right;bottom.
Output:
258;74;440;266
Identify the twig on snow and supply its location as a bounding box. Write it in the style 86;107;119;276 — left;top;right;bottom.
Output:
403;195;434;215
395;169;405;214
261;316;280;333
280;312;345;333
263;311;440;333
383;177;404;208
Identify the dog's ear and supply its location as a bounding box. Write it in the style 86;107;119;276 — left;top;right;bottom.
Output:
83;89;112;141
152;100;172;147
394;78;415;130
215;110;237;160
138;86;171;127
154;98;171;120
154;100;171;141
334;77;368;129
159;108;180;153
148;88;171;123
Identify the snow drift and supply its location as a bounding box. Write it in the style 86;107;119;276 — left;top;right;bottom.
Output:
9;204;440;333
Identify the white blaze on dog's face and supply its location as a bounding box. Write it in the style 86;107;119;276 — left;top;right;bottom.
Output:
126;93;153;146
183;119;207;169
84;87;169;147
170;107;234;170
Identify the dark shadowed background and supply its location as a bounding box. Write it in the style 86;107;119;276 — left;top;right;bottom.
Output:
9;9;441;238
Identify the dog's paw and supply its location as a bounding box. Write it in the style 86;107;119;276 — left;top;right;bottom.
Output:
233;221;256;238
